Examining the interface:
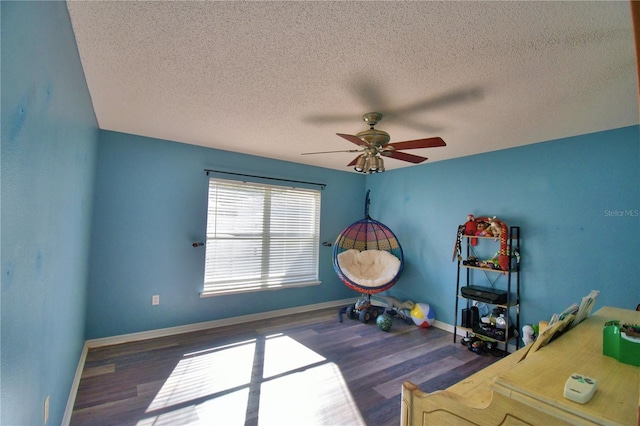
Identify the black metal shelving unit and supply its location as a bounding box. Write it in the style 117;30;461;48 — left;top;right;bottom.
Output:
454;226;521;353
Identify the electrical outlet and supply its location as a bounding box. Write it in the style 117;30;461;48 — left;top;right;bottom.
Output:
44;395;50;424
152;295;160;305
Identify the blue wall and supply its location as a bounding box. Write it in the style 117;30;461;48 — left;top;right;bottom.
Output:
88;125;639;339
367;126;640;329
85;131;365;339
1;2;99;425
1;2;638;424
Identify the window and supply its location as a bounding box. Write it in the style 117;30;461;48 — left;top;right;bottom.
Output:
202;178;321;296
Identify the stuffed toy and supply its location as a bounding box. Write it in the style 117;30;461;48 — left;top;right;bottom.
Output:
475;220;493;237
489;216;502;240
522;325;536;345
463;214;478;246
473;216;509;271
456;215;510;271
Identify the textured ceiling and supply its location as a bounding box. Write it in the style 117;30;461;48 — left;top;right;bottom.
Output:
67;1;638;172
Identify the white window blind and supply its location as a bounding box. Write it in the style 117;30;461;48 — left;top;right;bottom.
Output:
203;178;321;296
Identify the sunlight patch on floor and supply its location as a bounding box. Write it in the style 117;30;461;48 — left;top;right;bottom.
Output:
194;388;250;425
138;388;250;426
263;333;326;378
139;334;364;425
146;339;256;412
258;362;365;426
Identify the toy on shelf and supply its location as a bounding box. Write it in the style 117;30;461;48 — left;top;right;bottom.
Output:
454;215;510;271
489;216;503;240
463;214;478;246
475;220;492;237
460;335;498;354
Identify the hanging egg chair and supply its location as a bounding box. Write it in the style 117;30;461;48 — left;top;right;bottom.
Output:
334;190;404;296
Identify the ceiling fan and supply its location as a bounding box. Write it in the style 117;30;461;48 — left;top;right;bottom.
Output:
302;112;446;173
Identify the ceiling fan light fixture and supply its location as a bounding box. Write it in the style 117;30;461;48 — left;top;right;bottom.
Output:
368;156;381;172
354;155;367;172
375;157;385;173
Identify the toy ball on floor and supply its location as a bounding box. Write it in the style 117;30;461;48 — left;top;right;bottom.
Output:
376;313;393;331
410;303;435;328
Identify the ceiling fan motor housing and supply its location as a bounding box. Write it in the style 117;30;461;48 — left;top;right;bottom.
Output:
356;128;390;147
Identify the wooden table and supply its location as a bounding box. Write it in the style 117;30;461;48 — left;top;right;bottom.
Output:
492;306;640;425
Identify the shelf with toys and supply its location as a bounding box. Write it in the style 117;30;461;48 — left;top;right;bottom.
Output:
453;215;521;354
460;264;513;273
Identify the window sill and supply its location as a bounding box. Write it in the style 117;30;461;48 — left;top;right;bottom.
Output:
200;280;322;298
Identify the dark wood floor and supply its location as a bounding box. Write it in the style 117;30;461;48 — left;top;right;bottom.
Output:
71;307;502;426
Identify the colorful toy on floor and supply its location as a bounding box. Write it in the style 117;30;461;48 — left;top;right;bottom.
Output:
410;303;435;328
376;313;393;331
339;295;415;328
372;295;415;324
342;295;384;323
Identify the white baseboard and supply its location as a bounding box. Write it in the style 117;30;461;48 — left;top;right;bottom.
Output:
432;319;455;334
62;342;88;426
86;298;355;348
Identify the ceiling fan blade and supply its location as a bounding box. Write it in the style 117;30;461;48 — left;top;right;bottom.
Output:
386;151;428;164
388;137;446;150
303;77;388;125
301;149;361;155
393;86;484;116
303;114;361;124
351;78;389;111
337;133;367;146
390;116;442;133
347;156;360;167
